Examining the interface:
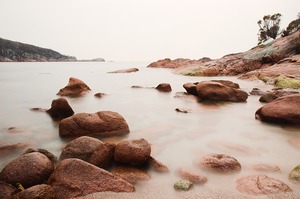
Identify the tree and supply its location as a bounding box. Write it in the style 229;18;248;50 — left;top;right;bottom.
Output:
257;13;282;45
282;12;300;37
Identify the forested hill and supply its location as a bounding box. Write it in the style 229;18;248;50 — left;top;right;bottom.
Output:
0;38;76;62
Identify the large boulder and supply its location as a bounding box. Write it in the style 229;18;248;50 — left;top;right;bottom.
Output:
255;94;300;124
259;90;299;103
57;77;91;96
47;158;134;198
60;136;115;168
11;184;55;199
0;152;54;188
46;98;74;120
196;81;248;102
183;83;198;96
59;111;130;137
114;138;151;166
236;175;292;195
198;153;241;173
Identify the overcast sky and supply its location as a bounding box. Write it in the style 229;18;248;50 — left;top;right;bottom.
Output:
0;0;299;61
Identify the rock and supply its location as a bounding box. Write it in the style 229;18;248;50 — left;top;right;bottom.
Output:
236;175;292;195
211;80;240;89
196;81;248;102
89;142;115;168
111;165;150;184
250;88;266;96
60;136;102;161
198;153;241;173
183;83;198;96
148;156;169;172
251;164;281;172
177;168;207;184
59;111;130;137
255;94;300;124
174;180;193;191
155;83;172;92
259;90;299;103
175;108;189;113
114;138;151;166
47;159;135;198
11;184;55;199
46;98;74;120
57;77;91;96
108;68;139;73
0;181;17;199
94;93;106;98
0;152;54;188
23;148;58;165
147;58;211;69
289;165;300;182
30;107;47;112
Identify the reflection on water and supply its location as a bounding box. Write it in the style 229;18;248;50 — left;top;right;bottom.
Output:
0;62;299;198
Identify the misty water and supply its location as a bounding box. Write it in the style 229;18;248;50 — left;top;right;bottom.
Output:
0;62;299;198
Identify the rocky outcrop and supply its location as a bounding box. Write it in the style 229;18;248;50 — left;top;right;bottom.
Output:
46;98;74;120
196;81;248;102
148;30;300;87
0;38;76;62
236;175;292;195
255;94;300;124
114;138;151;166
60;136;115;168
0;152;54;188
108;68;139;73
59;111;130;137
57;77;91;97
47;158;135;198
155;83;172;92
198;154;241;173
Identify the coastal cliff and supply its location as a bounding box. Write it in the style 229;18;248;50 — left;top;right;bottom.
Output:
0;38;76;62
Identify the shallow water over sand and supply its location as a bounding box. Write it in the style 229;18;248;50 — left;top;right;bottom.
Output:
0;62;299;198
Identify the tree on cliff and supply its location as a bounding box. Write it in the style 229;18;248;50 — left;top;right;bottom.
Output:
282;12;300;37
257;13;282;45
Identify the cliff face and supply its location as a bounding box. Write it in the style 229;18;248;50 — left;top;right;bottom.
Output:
0;38;76;62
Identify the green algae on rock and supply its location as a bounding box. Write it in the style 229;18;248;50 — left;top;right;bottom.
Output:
289;165;300;182
174;180;193;191
275;77;300;89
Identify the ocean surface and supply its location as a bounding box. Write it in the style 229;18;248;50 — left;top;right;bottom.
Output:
0;62;299;198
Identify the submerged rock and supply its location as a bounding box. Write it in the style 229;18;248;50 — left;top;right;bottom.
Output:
94;93;106;98
57;77;91;96
198;153;241;173
59;111;130;137
47;158;135;198
148;156;169;173
255;94;300;124
47;98;74;120
177;168;207;184
236;175;292;195
108;68;139;73
289;165;300;182
174;180;193;191
0;152;54;188
111;165;150;184
155;83;172;92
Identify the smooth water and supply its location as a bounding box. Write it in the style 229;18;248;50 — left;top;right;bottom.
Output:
0;62;299;198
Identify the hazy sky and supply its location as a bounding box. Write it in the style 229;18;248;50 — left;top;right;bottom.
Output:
1;0;299;61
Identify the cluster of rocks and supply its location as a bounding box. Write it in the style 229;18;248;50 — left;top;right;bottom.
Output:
0;137;169;198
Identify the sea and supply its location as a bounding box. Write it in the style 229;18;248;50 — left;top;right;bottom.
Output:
0;62;299;198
